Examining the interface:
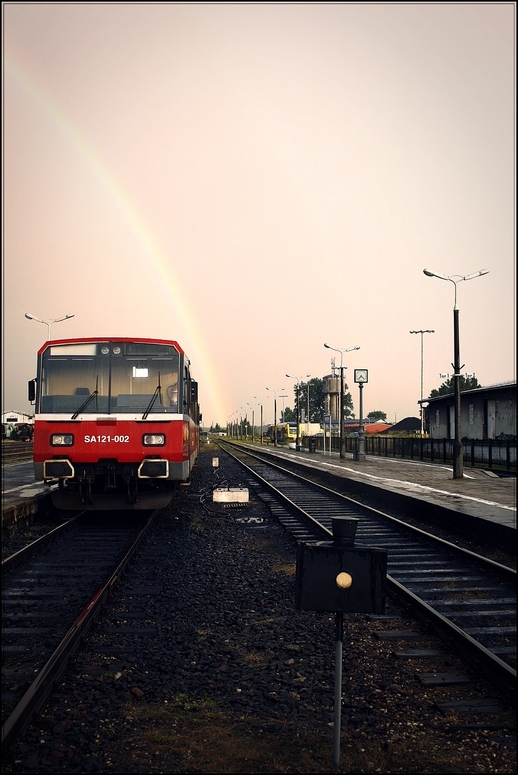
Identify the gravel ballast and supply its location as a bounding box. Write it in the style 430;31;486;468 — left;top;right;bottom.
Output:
2;446;515;773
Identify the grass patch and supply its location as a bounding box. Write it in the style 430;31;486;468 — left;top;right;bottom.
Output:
241;651;268;667
272;562;296;575
114;698;490;773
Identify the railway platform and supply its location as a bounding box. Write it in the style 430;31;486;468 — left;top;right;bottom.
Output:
1;461;56;535
238;442;516;547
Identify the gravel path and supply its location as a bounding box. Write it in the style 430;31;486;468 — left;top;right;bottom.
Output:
2;447;515;773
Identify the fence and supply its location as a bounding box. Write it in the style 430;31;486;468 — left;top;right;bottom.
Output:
301;435;516;475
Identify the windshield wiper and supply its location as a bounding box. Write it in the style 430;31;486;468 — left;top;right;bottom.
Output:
142;373;163;420
72;375;99;419
72;391;98;419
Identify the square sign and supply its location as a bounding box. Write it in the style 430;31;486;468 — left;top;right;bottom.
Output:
354;369;368;383
295;542;387;613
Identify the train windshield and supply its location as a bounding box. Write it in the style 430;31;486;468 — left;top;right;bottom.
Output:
38;341;182;415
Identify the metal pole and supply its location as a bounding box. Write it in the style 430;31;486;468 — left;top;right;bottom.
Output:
296;382;301;451
274;397;277;446
420;333;424;436
339;361;344;459
333;611;344;767
356;382;366;461
307;381;310;435
410;330;434;436
423;268;489;475
254;397;263;444
453;307;463;479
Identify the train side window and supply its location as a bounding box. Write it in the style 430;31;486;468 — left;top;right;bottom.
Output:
166;384;178;410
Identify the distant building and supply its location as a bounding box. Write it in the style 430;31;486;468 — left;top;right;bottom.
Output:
343;420;392;435
379;417;421;435
421;381;516;440
2;410;34;440
2;410;34;424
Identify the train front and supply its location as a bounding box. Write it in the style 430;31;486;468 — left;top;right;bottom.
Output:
31;338;200;510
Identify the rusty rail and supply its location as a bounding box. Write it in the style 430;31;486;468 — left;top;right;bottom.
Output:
2;441;34;462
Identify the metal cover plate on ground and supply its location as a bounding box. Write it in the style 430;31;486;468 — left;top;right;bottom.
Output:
213;488;249;503
417;672;472;685
435;698;504;714
374;630;421;640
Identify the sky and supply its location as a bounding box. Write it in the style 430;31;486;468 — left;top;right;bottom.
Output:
2;3;515;428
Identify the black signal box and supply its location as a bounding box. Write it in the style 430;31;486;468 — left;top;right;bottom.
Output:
295;541;387;614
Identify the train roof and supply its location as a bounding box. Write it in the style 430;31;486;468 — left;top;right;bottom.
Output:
37;337;186;356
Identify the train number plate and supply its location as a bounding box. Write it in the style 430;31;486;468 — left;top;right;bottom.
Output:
84;435;130;443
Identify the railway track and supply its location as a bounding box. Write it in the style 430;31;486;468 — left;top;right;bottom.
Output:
218;441;516;694
1;441;34;463
1;511;157;750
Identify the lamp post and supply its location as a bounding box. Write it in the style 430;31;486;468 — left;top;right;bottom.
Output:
254;396;264;444
247;402;259;443
423;268;488;479
25;312;75;340
353;369;368;461
306;379;311;434
324;344;360;459
410;330;435;436
279;395;288;422
286;373;310;451
266;387;284;447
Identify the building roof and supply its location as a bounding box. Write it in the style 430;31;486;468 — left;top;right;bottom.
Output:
420;381;516;405
379;416;421;433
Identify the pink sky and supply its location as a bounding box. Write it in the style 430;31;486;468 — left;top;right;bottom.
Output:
3;3;515;427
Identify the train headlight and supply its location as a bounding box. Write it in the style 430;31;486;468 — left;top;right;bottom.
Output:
51;434;74;446
143;434;165;446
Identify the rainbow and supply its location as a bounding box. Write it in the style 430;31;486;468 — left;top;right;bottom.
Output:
5;47;226;424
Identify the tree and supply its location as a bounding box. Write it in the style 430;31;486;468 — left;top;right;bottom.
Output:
283;406;296;422
292;378;354;423
429;375;481;398
292;378;324;423
341;388;354;419
367;410;387;422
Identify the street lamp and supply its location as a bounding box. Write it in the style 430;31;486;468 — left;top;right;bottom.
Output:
306;379;311;434
286;373;310;451
247;402;259;443
266;387;284;447
410;330;435;436
25;312;74;340
423;268;488;479
324;344;360;458
254;396;264;444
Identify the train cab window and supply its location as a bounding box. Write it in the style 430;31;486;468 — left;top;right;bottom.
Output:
39;341;182;415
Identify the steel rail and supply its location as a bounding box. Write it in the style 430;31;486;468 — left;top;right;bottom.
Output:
1;510;157;750
218;441;516;694
2;517;79;573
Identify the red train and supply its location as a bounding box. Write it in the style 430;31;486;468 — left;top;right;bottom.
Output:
28;337;201;510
